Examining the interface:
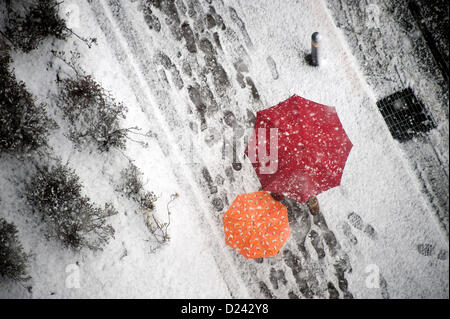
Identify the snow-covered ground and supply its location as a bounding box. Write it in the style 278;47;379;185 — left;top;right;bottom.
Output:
325;0;449;238
0;0;448;298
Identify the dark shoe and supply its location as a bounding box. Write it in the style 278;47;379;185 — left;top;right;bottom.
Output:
270;192;285;202
306;197;319;215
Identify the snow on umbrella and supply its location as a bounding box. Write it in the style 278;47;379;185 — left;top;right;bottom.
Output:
245;94;353;203
223;191;290;259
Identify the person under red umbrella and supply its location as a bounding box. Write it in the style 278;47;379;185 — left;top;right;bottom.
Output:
245;94;353;215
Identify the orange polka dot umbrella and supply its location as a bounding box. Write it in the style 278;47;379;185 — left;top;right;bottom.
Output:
223;191;290;259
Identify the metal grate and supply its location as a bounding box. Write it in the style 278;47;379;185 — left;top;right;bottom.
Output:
376;88;436;142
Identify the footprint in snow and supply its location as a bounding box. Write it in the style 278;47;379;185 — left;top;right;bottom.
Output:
245;76;260;101
416;243;435;257
181;22;197;53
228;6;253;49
379;273;390;299
266;56;279;80
269;267;288;290
309;230;326;259
212;197;224;211
288;291;299;299
347;212;377;240
259;281;275;299
327;282;340;299
341;221;358;245
410;245;447;270
437;249;448;260
201;167;217;194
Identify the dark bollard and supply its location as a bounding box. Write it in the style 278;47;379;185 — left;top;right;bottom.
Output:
232;144;242;171
311;32;320;66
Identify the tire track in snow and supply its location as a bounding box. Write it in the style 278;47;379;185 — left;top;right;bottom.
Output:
88;0;251;298
93;0;275;298
92;0;280;299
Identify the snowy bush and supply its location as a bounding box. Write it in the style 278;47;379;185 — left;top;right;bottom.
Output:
0;53;57;153
0;218;30;282
57;70;131;152
25;161;117;250
118;162;157;211
3;0;69;52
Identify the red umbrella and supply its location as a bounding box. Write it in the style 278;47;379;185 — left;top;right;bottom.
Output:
245;94;353;203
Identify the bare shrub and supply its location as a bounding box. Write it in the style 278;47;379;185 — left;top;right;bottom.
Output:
118;162;157;211
0;218;30;282
118;162;178;247
0;52;57;153
3;0;69;52
144;193;178;246
25;161;117;250
53;51;136;152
